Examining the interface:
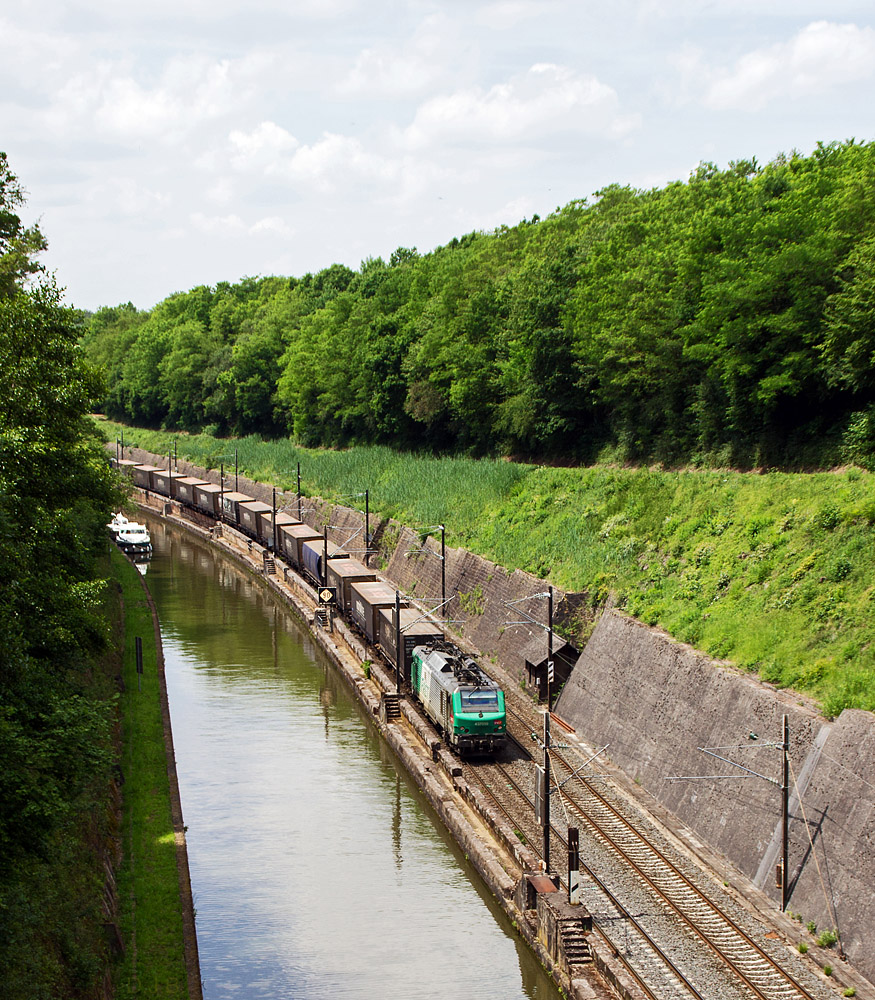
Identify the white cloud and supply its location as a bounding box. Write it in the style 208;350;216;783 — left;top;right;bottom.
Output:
229;121;300;172
474;2;557;30
337;14;467;98
189;210;292;240
699;21;875;110
404;63;636;149
285;133;394;192
44;53;257;144
250;216;293;238
190;212;246;235
107;177;172;217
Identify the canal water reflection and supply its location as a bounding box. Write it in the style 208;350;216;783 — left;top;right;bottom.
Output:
145;517;560;1000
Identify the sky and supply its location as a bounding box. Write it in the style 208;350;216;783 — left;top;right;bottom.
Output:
3;0;875;312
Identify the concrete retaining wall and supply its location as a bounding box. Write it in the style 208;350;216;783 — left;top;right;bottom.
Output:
555;610;875;980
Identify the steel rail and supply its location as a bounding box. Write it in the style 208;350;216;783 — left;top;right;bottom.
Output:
502;706;815;1000
464;746;709;1000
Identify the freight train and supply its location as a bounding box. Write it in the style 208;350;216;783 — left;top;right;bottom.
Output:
112;456;507;755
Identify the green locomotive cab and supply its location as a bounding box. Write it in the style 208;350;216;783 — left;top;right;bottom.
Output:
451;686;506;755
411;642;506;756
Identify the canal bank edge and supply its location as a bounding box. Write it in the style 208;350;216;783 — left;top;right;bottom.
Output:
128;552;203;1000
136;500;620;1000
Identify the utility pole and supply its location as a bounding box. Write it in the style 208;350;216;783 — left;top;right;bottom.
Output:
547;586;554;711
365;489;370;567
543;711;551;873
297;463;302;521
781;714;790;912
235;447;238;492
220;463;225;522
394;590;401;694
666;715;792;911
440;524;446;610
568;828;580;905
272;487;278;553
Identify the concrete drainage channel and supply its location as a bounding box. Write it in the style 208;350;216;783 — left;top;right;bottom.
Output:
140;495;627;1000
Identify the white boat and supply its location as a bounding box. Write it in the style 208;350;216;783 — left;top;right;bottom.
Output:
108;513;153;554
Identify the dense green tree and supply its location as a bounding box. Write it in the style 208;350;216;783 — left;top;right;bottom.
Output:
84;139;875;468
0;151;47;296
0;153;121;996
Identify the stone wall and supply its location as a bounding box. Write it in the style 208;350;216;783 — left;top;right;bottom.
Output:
555;610;875;980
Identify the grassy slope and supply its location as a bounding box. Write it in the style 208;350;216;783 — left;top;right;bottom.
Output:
112;545;188;999
101;421;875;717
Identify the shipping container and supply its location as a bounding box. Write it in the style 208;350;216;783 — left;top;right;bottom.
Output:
277;522;321;566
220;491;254;524
349;581;407;644
151;469;183;497
131;464;161;490
326;558;377;613
301;537;349;586
111;458;140;474
174;477;208;504
193;482;223;517
378;607;444;681
238;500;273;539
256;510;298;550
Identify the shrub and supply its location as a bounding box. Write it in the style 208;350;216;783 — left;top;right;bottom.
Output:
817;929;838;949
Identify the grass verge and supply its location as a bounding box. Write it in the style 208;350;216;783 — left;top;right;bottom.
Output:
111;545;189;999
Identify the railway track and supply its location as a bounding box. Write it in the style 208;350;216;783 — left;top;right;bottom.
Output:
461;748;713;1000
459;701;826;1000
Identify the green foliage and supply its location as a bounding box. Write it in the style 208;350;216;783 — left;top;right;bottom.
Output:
817;929;838;948
112;548;188;999
84;140;875;468
103;422;875;711
0;151;47;295
0;153;122;997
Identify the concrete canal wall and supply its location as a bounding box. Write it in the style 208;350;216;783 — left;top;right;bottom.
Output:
125;448;875;987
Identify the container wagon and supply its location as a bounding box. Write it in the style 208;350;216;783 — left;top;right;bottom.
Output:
349;581;408;645
378;606;444;684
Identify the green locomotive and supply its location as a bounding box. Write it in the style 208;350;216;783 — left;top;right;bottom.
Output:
411;641;506;755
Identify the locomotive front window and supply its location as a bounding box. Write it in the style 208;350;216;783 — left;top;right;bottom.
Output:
459;690;500;713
